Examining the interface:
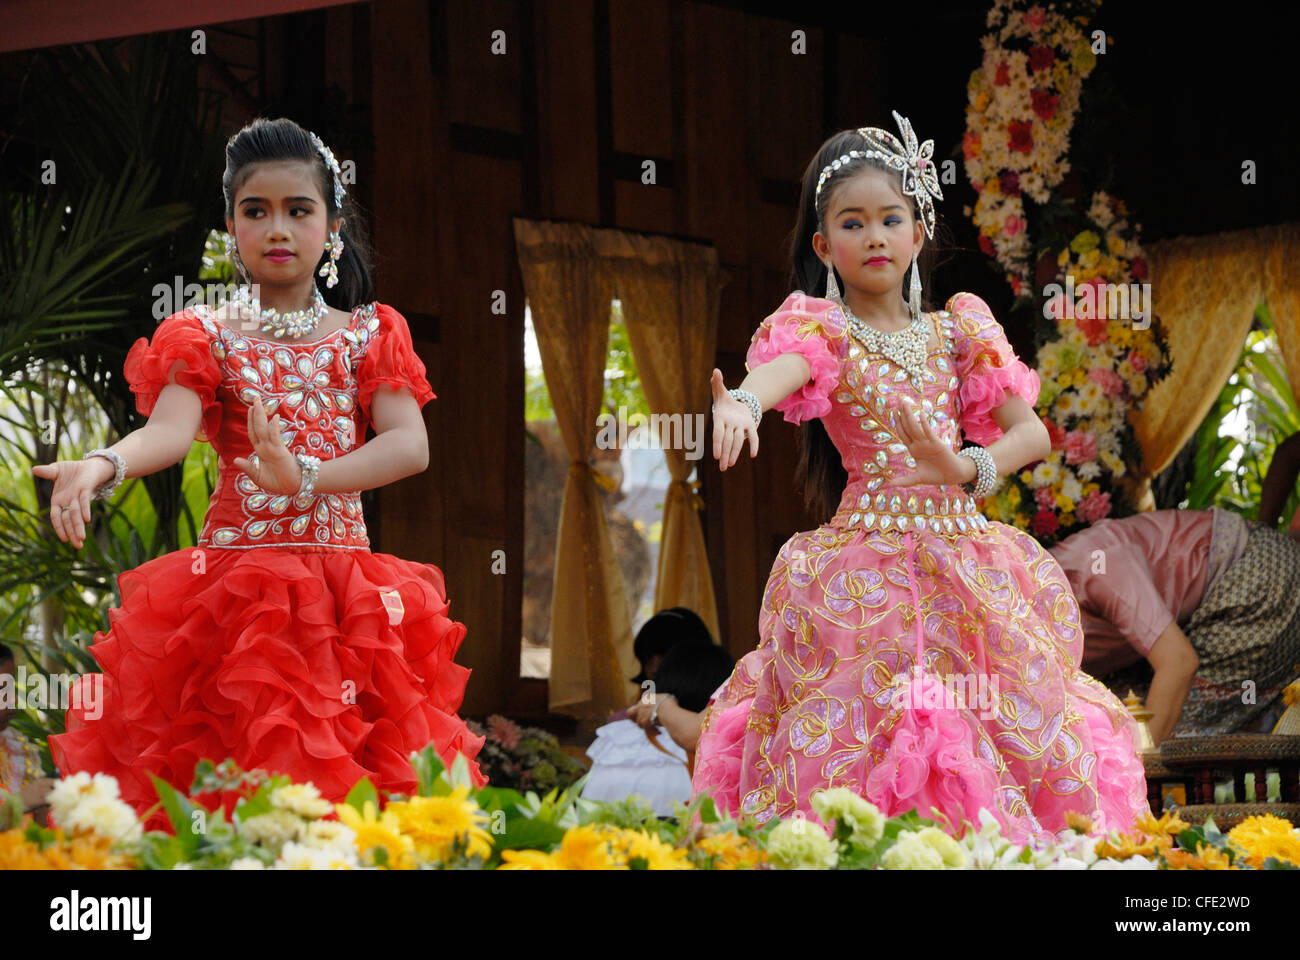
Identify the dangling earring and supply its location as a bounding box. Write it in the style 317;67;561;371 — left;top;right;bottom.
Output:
824;259;841;305
319;224;344;289
224;233;249;285
908;250;922;324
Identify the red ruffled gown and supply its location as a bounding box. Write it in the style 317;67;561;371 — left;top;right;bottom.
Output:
48;302;487;832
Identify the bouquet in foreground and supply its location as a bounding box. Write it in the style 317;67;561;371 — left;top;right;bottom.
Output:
2;750;1297;870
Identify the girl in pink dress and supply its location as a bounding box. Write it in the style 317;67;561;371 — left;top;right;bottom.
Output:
38;118;486;832
695;114;1149;844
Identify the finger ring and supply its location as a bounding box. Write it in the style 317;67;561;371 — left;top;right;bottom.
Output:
59;506;70;512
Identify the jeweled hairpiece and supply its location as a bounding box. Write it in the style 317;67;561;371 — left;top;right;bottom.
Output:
308;131;346;212
814;110;943;239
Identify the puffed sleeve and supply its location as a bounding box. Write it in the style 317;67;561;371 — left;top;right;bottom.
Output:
354;304;436;429
949;292;1040;446
744;292;847;424
123;310;223;442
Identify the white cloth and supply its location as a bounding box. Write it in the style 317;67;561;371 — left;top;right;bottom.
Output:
581;719;692;816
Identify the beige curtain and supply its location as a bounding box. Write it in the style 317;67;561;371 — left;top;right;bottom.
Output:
514;219;637;718
597;231;724;644
1128;222;1300;506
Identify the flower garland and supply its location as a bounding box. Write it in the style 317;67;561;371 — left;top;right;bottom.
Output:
3;754;1297;870
963;0;1172;541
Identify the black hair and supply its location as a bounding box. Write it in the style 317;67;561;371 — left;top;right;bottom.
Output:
221;117;374;310
0;642;13;666
630;606;714;685
653;642;736;714
786;125;955;520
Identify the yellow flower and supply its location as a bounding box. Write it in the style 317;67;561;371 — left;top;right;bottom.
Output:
1162;844;1234;871
385;785;494;863
1136;810;1189;839
497;848;561;870
1054;492;1075;512
974;90;991;112
554;824;629;870
1107;234;1125;255
696;831;767;870
615;827;695;870
1070;230;1100;255
984;177;1000;196
1281;680;1300;707
1064;811;1093;834
334;800;416;870
1096;833;1160;861
1227;814;1300;869
0;823;136;870
1006;485;1022;507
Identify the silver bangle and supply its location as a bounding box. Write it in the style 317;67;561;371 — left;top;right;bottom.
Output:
712;387;761;427
84;449;126;501
650;693;675;726
957;445;999;499
295;453;321;498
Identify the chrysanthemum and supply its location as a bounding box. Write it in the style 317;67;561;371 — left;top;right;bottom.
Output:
384;785;493;863
334;801;415;870
1227;814;1300;869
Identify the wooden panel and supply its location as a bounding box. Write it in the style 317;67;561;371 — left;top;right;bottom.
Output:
446;0;523;133
608;0;673;157
682;3;748;260
370;0;440;314
534;0;599;221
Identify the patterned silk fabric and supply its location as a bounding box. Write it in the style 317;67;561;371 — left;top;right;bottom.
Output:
691;292;1149;844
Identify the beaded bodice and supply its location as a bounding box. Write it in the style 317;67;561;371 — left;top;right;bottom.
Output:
823;306;991;537
187;302;382;551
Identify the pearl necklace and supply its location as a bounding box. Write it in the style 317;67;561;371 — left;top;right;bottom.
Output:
842;304;931;382
230;285;328;339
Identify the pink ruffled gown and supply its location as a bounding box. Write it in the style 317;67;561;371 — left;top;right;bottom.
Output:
691;292;1149;844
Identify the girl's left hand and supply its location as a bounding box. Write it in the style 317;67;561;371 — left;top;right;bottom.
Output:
233;397;303;495
892;396;969;487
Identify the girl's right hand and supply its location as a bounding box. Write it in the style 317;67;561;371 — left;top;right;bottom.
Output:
30;458;115;549
710;368;759;471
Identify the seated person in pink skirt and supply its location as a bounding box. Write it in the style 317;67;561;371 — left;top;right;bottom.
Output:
1048;505;1300;745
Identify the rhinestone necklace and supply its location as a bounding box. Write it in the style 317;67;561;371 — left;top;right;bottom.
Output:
842;304;931;381
230;284;328;339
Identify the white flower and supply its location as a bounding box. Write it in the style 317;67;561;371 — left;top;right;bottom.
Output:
302;819;358;853
882;827;971;870
48;772;121;828
60;796;143;845
1032;460;1061;487
229;857;267;870
1092;855;1158;870
270;783;333;819
810;788;885;846
274;840;359;870
239;809;305;847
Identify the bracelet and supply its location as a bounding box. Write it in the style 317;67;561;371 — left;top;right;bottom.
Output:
957;445;999;499
295;453;322;498
712;388;761;427
649;693;675;727
83;449;126;501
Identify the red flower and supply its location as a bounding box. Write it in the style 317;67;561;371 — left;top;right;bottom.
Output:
979;233;996;256
1028;45;1055;73
1131;256;1148;281
1030;89;1059;121
1078;314;1108;346
1030;508;1059;536
962;130;982;160
995;62;1010;85
999;170;1021;197
1042;416;1067;450
1008;121;1034;154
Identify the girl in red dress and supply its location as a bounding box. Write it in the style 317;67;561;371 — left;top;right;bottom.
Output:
38;117;486;831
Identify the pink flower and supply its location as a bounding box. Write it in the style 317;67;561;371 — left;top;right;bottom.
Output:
999;170;1022;197
1088;366;1124;397
1004;214;1026;236
1077;490;1112;523
1129;351;1148;373
963;131;982;160
995;61;1010;86
1024;7;1047;31
486;713;522;750
1034;485;1056;509
1064;430;1098;465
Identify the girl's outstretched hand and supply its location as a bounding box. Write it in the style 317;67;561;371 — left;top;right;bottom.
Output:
892;396;969;487
30;458;116;549
233;396;303;495
710;368;759;471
